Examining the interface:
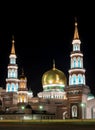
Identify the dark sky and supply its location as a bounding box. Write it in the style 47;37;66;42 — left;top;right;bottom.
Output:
0;15;95;96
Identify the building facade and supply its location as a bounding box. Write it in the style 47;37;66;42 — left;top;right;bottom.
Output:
0;21;95;120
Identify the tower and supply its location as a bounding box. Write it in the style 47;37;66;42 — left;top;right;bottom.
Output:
65;20;90;119
6;36;19;92
18;69;28;104
69;21;86;86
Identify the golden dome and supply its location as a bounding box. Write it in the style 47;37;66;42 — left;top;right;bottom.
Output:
42;67;67;87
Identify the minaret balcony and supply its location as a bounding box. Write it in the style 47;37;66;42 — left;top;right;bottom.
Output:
70;52;83;57
69;68;85;74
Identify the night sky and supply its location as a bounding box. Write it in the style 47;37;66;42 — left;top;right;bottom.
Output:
0;15;95;96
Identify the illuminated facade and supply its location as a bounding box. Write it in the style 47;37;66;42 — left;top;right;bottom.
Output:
65;21;90;119
0;20;95;120
18;69;28;104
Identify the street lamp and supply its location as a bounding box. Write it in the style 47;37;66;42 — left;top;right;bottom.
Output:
39;105;43;110
39;105;43;120
21;106;25;110
81;103;86;119
21;106;25;123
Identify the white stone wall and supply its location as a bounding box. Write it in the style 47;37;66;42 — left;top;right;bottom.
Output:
86;98;95;119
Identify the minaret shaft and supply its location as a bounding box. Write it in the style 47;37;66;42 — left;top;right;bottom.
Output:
69;21;86;86
6;36;19;92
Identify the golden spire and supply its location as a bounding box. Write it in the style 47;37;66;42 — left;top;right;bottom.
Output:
22;68;24;75
53;59;55;70
20;68;26;80
74;18;79;39
11;35;15;54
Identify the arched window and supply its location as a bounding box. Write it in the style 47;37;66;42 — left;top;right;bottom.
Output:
74;58;76;68
7;84;10;92
11;83;15;91
12;70;14;77
73;44;79;51
76;45;78;50
8;70;11;78
78;74;83;84
83;75;85;85
14;70;16;78
71;59;73;68
69;76;72;85
81;58;83;68
73;75;76;85
92;107;95;119
16;83;18;91
10;58;15;64
78;57;81;68
9;71;12;77
78;75;81;84
75;45;77;50
73;45;76;51
76;44;80;51
14;70;16;77
72;105;77;117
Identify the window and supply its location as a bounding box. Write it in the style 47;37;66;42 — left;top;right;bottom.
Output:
74;58;76;68
78;74;83;84
11;83;15;91
10;58;15;64
8;70;11;78
69;76;72;85
72;105;77;117
78;58;80;68
83;75;85;85
12;70;14;77
16;83;18;91
73;75;76;84
8;84;10;92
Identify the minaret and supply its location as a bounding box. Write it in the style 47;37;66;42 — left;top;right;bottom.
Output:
6;36;19;92
65;19;90;119
68;20;86;86
18;68;28;104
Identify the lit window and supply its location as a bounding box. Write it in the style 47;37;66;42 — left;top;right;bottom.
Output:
74;59;76;68
8;84;10;92
11;83;15;91
73;75;76;85
10;58;15;64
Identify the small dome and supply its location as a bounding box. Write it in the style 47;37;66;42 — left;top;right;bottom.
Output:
42;66;67;92
87;93;95;100
19;74;26;80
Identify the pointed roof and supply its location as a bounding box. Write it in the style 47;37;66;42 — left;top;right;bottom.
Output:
19;68;26;80
74;19;79;39
53;59;55;70
21;68;24;75
11;35;15;54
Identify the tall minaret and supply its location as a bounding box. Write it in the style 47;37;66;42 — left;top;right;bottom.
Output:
68;20;86;86
65;19;90;119
6;36;19;92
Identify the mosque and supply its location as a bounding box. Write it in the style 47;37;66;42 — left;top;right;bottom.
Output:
0;21;95;120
